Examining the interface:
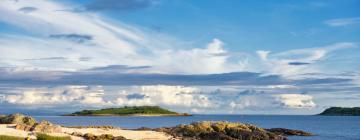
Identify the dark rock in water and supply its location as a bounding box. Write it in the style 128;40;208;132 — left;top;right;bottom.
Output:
155;121;288;140
266;128;314;136
0;113;36;125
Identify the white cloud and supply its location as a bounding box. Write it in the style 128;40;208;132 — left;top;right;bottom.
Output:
149;38;242;74
274;94;316;109
3;86;110;106
255;42;358;78
324;17;360;27
115;85;214;109
0;0;245;74
256;50;270;61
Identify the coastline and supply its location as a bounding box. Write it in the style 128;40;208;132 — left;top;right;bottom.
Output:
0;124;173;140
0;113;315;140
62;113;192;117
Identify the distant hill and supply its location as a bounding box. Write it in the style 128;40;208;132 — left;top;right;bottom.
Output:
319;107;360;116
64;106;190;116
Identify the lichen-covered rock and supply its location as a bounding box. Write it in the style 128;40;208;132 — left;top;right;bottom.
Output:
15;124;33;131
0;113;36;125
31;120;62;133
83;133;129;140
156;121;288;140
266;128;314;136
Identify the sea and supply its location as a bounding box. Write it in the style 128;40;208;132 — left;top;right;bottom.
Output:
34;115;360;140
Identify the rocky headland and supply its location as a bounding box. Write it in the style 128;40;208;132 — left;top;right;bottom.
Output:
319;107;360;116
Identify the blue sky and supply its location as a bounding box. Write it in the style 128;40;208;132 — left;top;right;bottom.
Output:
0;0;359;115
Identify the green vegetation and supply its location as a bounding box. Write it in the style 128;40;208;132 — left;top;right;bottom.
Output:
36;133;71;140
66;106;188;116
319;107;360;116
0;135;25;140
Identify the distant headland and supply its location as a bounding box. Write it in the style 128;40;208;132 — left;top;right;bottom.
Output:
64;106;191;116
319;107;360;116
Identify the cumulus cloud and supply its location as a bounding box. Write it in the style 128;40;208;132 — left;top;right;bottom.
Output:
3;86;110;106
274;94;316;109
256;50;270;61
324;17;360;27
1;85;214;113
116;85;213;109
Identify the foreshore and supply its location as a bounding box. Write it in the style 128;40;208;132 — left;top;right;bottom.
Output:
0;124;173;140
0;114;314;140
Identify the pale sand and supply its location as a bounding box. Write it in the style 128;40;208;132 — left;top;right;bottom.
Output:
0;124;174;140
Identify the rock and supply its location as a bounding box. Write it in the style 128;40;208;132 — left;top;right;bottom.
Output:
31;120;62;133
83;133;129;140
84;133;96;140
266;128;314;136
71;132;84;137
15;124;33;131
0;113;36;125
157;121;288;140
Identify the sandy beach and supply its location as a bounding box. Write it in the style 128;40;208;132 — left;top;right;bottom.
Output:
0;124;173;140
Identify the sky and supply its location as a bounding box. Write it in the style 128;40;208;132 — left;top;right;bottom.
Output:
0;0;359;115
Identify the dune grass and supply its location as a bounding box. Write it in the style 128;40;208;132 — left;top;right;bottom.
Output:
0;135;25;140
36;133;71;140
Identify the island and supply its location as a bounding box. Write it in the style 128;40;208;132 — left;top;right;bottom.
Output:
319;107;360;116
64;106;191;116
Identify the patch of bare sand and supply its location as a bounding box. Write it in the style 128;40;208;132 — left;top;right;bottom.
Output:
0;124;174;140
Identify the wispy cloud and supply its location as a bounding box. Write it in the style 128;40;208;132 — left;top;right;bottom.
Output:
324;17;360;27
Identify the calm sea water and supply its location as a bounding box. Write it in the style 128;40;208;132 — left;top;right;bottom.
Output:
34;115;360;140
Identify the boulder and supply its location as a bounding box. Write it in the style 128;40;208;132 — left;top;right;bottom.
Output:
83;133;129;140
0;113;36;125
15;124;33;131
31;120;62;133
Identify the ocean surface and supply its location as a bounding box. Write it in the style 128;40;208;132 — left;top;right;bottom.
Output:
34;115;360;140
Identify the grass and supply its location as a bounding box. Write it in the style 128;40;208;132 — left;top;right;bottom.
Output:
0;135;25;140
36;133;71;140
69;106;178;116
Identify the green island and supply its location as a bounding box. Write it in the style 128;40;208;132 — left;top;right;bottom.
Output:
319;107;360;116
64;106;191;116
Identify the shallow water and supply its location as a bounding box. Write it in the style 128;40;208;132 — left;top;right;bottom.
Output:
34;115;360;140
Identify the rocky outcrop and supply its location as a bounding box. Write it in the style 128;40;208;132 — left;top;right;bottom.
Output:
0;113;62;133
83;133;129;140
31;120;62;133
0;113;36;125
155;121;288;140
266;128;314;136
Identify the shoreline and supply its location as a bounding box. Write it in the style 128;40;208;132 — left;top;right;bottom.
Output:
0;124;173;140
62;113;192;117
